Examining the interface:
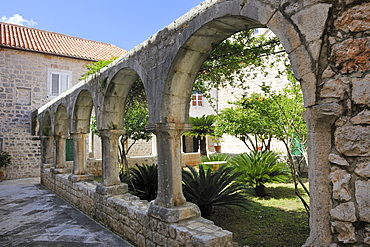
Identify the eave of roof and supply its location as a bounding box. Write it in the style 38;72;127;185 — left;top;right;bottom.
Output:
0;22;126;61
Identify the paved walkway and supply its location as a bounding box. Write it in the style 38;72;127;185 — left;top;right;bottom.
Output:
0;177;133;247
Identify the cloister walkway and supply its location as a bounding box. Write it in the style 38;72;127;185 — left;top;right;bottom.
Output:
0;178;133;247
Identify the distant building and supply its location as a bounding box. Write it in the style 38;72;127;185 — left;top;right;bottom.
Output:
0;22;126;179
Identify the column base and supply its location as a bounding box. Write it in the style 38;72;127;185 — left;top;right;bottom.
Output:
96;183;128;195
148;201;201;223
42;163;54;168
50;168;71;174
68;174;94;182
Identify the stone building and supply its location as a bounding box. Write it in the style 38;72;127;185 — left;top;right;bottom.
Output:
0;22;126;179
36;1;370;246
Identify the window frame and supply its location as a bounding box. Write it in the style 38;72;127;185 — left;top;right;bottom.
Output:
191;91;204;107
47;68;71;98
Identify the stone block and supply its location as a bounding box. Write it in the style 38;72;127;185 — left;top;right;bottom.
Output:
331;221;356;244
335;3;370;32
148;201;201;223
355;180;370;223
328;153;350;167
355;162;370;178
330;166;352;201
95;183;128;195
291;3;331;43
335;126;370;156
352;74;370;106
330;202;357;222
68;174;94;182
320;78;349;100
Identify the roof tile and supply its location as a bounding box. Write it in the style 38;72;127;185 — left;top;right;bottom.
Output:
0;22;126;61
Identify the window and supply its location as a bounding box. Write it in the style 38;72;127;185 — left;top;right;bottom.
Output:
191;92;203;107
48;69;71;97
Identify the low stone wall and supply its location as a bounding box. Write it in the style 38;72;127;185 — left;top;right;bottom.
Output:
41;167;233;247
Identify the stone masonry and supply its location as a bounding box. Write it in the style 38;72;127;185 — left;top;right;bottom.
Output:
0;48;89;179
37;0;370;246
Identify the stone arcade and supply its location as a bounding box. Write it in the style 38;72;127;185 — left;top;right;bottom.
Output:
37;1;370;246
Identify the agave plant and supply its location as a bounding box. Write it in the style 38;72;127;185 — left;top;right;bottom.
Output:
182;164;249;218
229;151;290;197
128;164;158;201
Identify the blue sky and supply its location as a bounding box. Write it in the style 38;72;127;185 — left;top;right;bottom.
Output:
1;0;204;50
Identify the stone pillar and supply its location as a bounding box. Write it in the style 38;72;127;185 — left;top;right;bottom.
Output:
96;129;128;195
55;135;67;168
303;103;342;247
40;135;54;166
69;133;93;182
147;123;200;223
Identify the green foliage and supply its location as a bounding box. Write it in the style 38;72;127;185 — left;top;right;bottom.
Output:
124;101;151;144
0;151;12;169
182;164;249;218
229;151;290;197
200;153;231;163
128;164;158;201
80;57;118;80
194;29;284;105
215;79;306;152
184;114;216;156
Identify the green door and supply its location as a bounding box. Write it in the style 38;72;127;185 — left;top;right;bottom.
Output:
66;138;74;161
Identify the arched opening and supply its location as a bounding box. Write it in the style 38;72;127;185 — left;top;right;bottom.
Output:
41;111;53;164
161;14;311;246
99;67;151;187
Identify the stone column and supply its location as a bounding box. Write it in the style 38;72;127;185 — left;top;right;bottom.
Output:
40;135;54;166
303;103;342;247
69;133;94;182
96;129;128;195
147;123;200;223
52;135;71;174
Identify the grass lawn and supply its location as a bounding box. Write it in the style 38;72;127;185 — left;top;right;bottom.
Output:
210;182;310;247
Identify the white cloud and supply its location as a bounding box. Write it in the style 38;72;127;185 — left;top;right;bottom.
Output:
1;14;37;26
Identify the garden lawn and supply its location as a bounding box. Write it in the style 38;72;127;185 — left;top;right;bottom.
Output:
211;182;310;247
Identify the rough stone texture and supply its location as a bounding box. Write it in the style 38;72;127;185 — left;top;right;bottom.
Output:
351;109;370;125
352;74;370;106
328;153;350;167
334;2;370;33
331;221;356;244
320;78;349;100
0;48;90;179
355;162;370;178
355;180;370;223
330;202;356;222
330;166;352;201
41;168;233;247
331;37;370;74
335;126;370;156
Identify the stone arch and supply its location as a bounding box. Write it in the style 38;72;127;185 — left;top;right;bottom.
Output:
41;110;52;137
161;0;318;124
54;103;69;136
99;67;143;131
72;89;94;133
157;0;331;245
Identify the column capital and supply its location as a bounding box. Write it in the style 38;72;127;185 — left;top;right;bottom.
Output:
146;123;192;134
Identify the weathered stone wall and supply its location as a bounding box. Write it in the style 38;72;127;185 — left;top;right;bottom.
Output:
318;2;370;245
41;168;233;246
0;48;89;179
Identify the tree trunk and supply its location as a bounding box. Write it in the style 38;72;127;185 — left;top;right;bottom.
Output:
254;184;267;197
199;136;207;156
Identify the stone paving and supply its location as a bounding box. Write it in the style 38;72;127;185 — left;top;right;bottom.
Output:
0;177;133;247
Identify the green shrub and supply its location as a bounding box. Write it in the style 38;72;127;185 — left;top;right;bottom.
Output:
182;164;249;218
0;151;12;169
229;151;290;197
128;164;158;201
200;153;231;163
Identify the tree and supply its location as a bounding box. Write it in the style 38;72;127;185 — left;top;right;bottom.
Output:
183;115;216;156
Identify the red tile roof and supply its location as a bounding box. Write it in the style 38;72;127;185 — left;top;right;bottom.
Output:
0;22;126;61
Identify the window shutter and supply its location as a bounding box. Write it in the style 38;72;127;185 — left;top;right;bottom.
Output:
60;74;69;93
51;74;59;96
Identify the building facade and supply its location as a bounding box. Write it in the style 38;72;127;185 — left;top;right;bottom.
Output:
0;22;126;179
